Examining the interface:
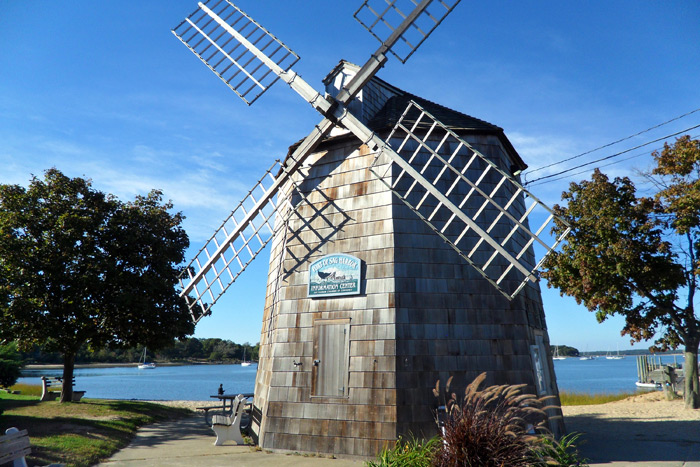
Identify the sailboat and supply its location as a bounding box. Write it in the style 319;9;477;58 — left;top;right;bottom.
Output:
137;348;156;369
606;345;624;360
579;346;595;360
240;348;252;367
552;346;567;360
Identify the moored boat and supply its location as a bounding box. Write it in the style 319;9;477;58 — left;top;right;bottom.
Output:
553;346;567;360
606;345;624;360
635;381;661;389
240;348;253;367
137;348;156;369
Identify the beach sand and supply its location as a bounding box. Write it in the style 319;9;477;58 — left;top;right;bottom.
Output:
145;400;209;411
562;391;700;464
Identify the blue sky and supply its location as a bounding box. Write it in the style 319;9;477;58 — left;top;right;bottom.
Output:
2;1;699;352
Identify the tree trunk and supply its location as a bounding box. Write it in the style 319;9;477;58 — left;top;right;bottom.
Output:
60;352;75;403
684;342;699;409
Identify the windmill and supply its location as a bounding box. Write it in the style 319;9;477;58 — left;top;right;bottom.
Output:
172;0;569;456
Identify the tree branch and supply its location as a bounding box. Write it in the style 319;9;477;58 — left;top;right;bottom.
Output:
632;278;685;331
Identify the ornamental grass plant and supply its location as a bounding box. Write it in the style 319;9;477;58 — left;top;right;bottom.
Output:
431;372;586;467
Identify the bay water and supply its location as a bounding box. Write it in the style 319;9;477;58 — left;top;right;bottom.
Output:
20;364;257;401
19;355;683;401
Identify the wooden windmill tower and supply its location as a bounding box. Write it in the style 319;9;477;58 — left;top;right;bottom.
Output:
172;0;571;457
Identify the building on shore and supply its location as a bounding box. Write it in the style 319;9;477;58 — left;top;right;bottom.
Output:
249;61;564;458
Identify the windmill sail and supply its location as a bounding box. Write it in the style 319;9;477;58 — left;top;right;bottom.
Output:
172;0;300;105
172;0;569;455
354;0;461;63
173;0;463;320
179;159;312;323
369;100;571;299
173;0;567;311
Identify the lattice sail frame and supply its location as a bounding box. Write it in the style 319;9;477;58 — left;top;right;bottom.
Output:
179;159;311;323
369;100;571;300
172;0;300;105
354;0;460;63
173;0;464;318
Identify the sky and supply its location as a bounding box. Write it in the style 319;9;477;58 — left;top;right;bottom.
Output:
2;1;699;352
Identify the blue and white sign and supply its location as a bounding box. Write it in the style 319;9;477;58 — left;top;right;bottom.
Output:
308;254;362;298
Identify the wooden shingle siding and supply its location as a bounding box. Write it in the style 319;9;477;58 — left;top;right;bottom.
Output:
251;118;562;457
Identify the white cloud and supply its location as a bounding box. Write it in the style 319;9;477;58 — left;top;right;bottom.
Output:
509;132;577;172
37;139;92;157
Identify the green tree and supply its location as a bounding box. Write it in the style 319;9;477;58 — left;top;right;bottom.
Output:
552;345;579;357
0;342;22;388
183;337;204;359
542;136;700;408
0;169;194;402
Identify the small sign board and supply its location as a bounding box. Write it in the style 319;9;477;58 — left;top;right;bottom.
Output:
308;254;361;298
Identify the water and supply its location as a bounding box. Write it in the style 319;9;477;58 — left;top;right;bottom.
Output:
19;364;257;401
553;354;684;394
18;355;684;400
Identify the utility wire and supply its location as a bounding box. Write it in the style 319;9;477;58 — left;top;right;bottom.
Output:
528;149;652;188
524;107;700;176
528;133;700;188
523;124;700;186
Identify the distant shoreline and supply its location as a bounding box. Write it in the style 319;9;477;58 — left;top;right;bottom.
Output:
23;362;236;370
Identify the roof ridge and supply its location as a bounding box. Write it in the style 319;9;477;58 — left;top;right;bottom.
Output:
402;91;503;132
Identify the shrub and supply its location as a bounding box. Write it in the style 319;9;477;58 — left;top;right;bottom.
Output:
366;436;440;467
432;372;557;467
531;432;589;466
0;342;22;388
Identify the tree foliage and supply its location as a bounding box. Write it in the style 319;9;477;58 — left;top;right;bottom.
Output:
552;345;579;357
0;342;22;388
542;136;700;408
0;169;194;401
15;338;260;365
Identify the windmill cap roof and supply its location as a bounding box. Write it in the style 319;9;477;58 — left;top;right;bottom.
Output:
320;60;526;170
366;91;527;171
367;92;501;133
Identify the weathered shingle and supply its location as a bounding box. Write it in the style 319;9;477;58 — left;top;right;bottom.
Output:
367;92;502;134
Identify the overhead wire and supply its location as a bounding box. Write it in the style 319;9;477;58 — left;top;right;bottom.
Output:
528;131;700;188
528;154;645;188
524;107;700;176
528;149;651;188
523;123;700;186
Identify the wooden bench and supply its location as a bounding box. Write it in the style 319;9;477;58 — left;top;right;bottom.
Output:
40;376;85;402
196;392;253;426
1;427;66;467
196;405;228;426
211;394;247;446
0;428;31;467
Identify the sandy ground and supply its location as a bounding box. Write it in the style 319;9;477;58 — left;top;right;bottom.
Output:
145;400;211;411
562;391;700;464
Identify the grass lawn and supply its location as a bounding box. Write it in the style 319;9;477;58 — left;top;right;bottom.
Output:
1;389;191;467
559;390;635;405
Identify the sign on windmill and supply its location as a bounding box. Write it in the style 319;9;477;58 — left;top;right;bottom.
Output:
308;254;362;298
172;0;569;457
